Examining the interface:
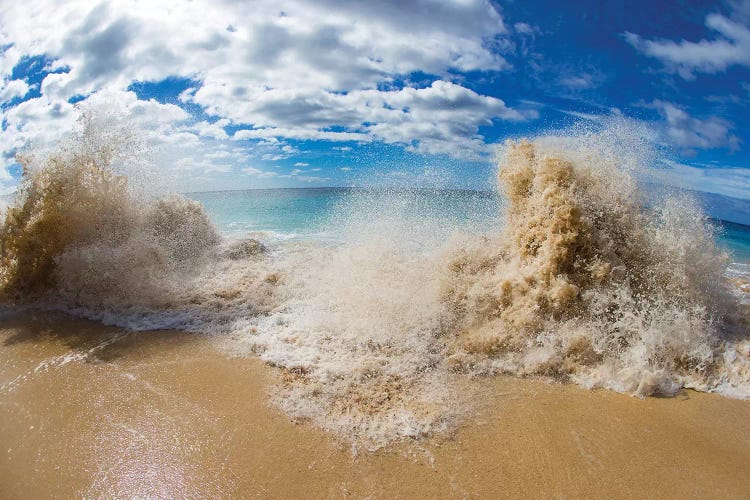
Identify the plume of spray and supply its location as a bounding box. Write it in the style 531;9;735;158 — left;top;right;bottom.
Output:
1;109;748;451
442;125;749;397
0;109;139;297
0;106;279;327
227;188;461;449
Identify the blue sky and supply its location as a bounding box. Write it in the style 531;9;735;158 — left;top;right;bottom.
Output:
0;0;749;199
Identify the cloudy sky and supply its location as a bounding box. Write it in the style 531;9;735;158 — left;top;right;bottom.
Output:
1;0;749;198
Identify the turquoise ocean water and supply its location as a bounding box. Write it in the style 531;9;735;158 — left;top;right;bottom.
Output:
189;187;750;265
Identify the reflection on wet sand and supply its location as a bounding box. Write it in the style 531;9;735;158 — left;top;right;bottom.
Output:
2;311;750;498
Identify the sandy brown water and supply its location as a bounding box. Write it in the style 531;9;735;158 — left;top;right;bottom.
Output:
1;311;749;499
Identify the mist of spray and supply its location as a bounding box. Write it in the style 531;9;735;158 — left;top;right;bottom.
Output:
1;113;748;450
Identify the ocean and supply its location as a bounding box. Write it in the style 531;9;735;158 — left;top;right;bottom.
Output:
189;187;502;240
189;186;750;265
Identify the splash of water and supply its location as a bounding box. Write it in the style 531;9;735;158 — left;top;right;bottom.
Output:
1;116;748;450
444;138;748;396
0;111;276;328
236;190;472;447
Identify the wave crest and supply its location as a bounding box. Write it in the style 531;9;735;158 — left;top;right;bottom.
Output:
443;139;745;396
0;113;225;314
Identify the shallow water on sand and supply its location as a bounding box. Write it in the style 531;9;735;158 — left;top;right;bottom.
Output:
2;311;750;498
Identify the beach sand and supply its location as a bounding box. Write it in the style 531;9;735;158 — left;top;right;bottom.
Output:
1;311;749;499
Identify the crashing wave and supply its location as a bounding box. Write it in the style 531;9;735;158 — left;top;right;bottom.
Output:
1;116;748;450
0;112;277;329
443;138;748;397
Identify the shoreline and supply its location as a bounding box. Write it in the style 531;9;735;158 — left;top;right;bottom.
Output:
1;310;750;498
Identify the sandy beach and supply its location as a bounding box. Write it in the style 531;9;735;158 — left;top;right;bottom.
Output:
1;311;749;499
4;0;750;498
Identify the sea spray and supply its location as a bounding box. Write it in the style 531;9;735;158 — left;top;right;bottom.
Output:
1;114;749;450
237;190;473;448
443;138;748;396
0;111;137;297
0;112;277;328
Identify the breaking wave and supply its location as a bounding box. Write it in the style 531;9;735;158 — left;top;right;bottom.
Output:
443;138;748;397
0;112;277;329
1;116;748;449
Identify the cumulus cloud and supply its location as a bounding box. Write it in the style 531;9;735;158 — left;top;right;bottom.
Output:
0;0;530;183
222;80;532;159
242;165;329;183
1;96;77;162
659;159;750;200
0;79;30;101
652;100;740;153
1;88;187;155
0;86;284;193
624;2;750;78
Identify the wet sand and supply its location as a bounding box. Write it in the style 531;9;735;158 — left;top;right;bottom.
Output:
1;311;749;499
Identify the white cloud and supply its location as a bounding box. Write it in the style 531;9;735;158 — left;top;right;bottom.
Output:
231;127;369;142
197;79;531;160
624;3;750;78
194;119;230;140
261;154;285;161
557;109;607;121
0;159;13;194
241;166;279;179
258;142;299;161
0;79;30;101
652;100;740;152
234;80;534;159
0;96;77;162
559;74;594;90
513;22;537;35
658;159;750;200
0;87;284;193
0;0;531;176
0;40;22;80
241;164;328;183
204;150;233;160
0;88;189;162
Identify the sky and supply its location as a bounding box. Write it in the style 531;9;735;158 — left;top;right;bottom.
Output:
0;0;749;200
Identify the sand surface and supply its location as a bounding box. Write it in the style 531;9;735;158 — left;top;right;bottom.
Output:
1;311;749;499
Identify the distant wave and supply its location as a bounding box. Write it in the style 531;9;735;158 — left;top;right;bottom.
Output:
1;114;749;450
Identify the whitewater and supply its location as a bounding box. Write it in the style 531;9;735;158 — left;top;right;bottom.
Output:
1;114;749;450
